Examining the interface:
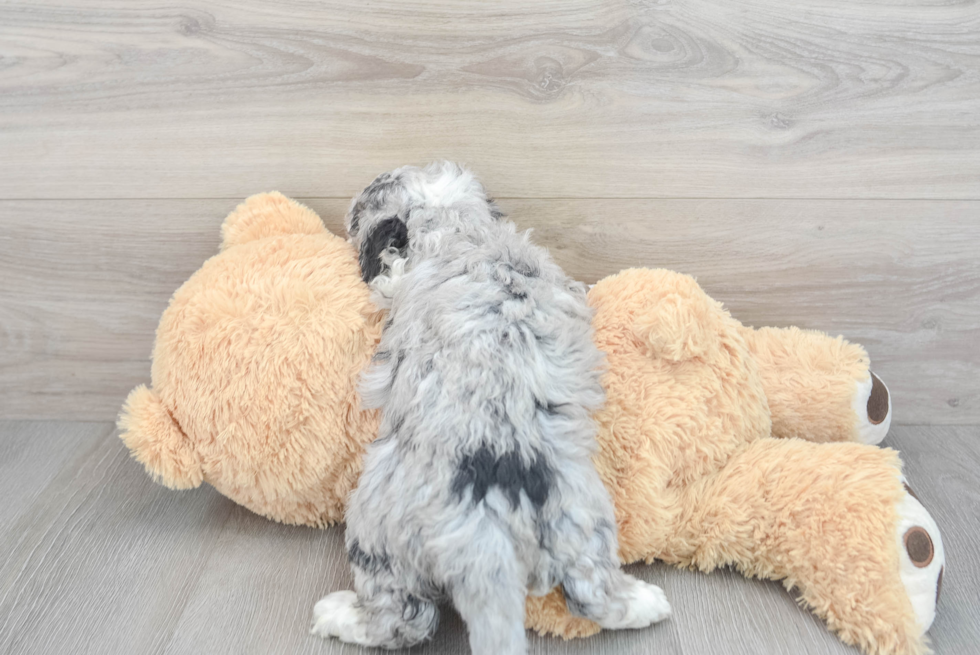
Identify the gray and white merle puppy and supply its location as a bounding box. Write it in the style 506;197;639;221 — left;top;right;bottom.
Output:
311;162;670;655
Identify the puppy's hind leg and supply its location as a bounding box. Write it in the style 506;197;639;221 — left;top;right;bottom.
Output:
564;564;672;630
550;464;671;630
311;565;439;648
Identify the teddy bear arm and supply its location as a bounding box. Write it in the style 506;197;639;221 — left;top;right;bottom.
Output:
738;324;891;444
664;438;941;655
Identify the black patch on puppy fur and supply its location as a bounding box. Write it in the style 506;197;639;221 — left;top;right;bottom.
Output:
452;446;552;510
535;400;569;415
391;593;439;645
349;172;398;237
402;594;423;621
360;216;408;283
348;539;391;574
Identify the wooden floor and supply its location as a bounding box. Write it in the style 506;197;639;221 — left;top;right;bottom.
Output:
2;1;979;653
0;421;976;655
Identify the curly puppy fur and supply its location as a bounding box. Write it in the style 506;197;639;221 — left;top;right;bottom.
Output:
311;162;670;655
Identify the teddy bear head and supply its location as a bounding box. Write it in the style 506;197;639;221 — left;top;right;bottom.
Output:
119;193;382;526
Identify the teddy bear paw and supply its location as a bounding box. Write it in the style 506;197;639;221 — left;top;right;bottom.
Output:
852;371;892;444
896;477;945;635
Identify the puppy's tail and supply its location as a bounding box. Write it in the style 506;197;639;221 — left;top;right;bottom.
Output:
117;385;203;490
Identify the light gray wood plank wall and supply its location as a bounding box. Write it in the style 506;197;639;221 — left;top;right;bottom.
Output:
0;422;974;654
1;0;978;425
2;199;978;423
1;0;979;199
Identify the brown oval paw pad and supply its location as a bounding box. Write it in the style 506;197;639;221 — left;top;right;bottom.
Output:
868;372;889;425
904;527;935;568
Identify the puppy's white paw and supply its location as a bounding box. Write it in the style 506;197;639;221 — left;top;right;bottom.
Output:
603;579;672;630
311;590;371;645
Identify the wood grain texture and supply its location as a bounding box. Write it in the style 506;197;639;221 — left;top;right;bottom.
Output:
2;198;977;423
1;0;978;199
0;421;974;654
0;421;236;655
884;425;980;654
0;421;110;541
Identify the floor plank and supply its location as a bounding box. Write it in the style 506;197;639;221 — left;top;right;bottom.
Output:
160;505;474;655
2;198;977;423
883;425;980;655
0;422;235;655
1;0;978;199
0;421;110;547
0;422;974;654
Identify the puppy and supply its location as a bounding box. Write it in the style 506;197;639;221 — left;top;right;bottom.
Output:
311;162;670;655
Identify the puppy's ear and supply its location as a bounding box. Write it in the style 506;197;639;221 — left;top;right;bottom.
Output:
359;216;408;283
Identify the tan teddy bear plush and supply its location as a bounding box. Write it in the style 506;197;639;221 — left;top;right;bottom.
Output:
529;268;943;655
119;192;382;526
119;192;944;655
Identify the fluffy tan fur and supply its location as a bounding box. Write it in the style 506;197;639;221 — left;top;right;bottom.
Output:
120;192;382;526
742;325;872;442
526;269;924;655
119;195;925;655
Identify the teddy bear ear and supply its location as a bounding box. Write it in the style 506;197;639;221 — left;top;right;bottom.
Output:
117;385;203;490
599;269;725;363
220;191;327;250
